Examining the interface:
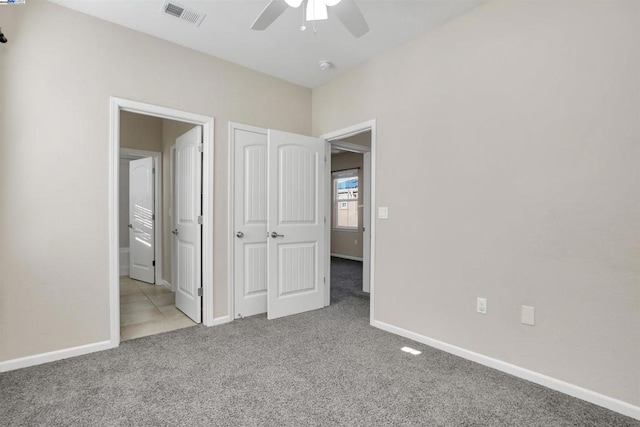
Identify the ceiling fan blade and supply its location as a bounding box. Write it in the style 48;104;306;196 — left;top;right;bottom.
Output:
250;0;289;31
332;0;369;38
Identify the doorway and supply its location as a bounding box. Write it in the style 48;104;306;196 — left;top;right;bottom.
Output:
109;97;215;347
228;123;327;320
328;149;366;308
119;121;201;341
119;148;162;283
228;120;376;324
321;120;376;324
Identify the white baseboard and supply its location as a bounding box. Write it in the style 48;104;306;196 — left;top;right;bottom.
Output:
0;340;116;373
371;320;640;421
119;247;130;276
211;315;231;326
330;253;363;262
161;279;172;291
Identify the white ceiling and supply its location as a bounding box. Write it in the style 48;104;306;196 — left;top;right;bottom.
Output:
49;0;487;88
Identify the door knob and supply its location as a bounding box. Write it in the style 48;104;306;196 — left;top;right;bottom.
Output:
270;231;284;238
128;224;133;229
171;229;179;236
236;231;244;238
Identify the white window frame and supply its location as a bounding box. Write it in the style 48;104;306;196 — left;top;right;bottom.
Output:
332;169;359;231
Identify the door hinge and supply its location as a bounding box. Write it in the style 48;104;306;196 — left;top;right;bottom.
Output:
152;168;156;174
324;277;326;284
197;288;203;297
324;216;326;224
152;214;155;221
197;215;203;225
152;260;156;266
197;143;204;152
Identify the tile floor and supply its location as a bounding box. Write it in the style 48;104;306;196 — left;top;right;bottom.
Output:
120;276;196;341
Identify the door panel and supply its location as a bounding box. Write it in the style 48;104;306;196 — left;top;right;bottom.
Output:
129;157;155;284
267;129;325;320
174;126;202;323
233;127;268;318
278;242;316;295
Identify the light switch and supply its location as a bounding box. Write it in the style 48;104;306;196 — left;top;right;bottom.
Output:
477;297;487;314
378;207;389;219
522;306;535;326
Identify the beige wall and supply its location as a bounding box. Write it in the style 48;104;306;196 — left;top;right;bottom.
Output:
0;1;310;362
120;111;163;152
331;152;364;258
339;131;371;148
314;0;640;406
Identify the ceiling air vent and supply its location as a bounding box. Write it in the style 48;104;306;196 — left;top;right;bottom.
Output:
161;1;206;27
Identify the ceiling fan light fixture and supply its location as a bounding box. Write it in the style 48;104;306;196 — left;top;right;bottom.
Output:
250;0;368;38
284;0;303;7
306;0;328;21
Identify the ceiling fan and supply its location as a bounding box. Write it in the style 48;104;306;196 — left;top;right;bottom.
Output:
251;0;369;38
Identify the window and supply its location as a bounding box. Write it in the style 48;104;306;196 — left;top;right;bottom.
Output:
333;169;359;230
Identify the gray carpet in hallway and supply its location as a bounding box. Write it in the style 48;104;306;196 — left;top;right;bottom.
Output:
1;258;637;426
330;256;368;304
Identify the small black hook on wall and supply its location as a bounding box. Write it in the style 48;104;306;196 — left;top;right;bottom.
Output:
0;28;7;44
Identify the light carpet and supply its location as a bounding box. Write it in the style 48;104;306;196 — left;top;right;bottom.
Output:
1;258;637;426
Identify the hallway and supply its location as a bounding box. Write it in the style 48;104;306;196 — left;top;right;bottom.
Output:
119;277;195;341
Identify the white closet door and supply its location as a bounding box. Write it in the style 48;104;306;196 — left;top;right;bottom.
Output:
266;129;325;320
233;127;268;318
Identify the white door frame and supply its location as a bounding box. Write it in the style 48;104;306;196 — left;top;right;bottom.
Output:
120;148;163;285
320;120;376;325
109;97;215;348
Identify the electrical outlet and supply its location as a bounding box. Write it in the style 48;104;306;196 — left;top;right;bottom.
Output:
354;239;358;245
477;297;487;314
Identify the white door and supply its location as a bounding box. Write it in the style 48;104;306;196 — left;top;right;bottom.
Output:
129;157;155;284
233;127;268;318
174;127;202;323
267;129;325;320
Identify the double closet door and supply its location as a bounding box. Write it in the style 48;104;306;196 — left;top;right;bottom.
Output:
233;125;326;320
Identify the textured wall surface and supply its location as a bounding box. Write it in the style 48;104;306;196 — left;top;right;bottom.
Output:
0;0;310;362
313;0;640;406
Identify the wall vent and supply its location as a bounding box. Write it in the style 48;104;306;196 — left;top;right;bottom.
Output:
161;1;206;26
